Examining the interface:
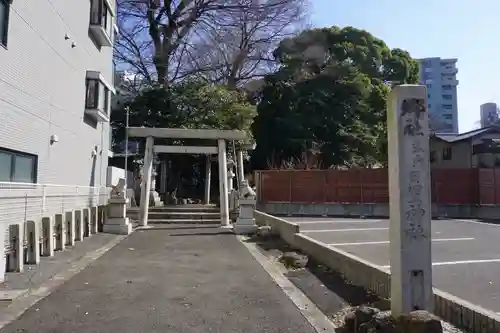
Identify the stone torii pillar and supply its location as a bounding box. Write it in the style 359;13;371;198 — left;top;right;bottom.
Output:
204;155;211;205
139;136;154;227
227;159;236;192
217;139;230;227
387;85;433;316
236;143;256;188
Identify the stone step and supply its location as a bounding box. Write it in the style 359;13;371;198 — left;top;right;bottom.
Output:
147;211;221;220
147;219;221;225
149;205;219;213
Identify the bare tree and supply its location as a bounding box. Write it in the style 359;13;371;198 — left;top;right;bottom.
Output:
114;0;308;87
183;0;307;88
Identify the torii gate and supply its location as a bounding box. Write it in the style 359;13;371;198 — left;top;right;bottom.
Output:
127;127;248;227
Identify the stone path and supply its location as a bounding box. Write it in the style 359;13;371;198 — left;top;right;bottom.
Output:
0;224;318;333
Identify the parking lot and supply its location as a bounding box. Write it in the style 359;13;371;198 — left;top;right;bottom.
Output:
285;216;500;313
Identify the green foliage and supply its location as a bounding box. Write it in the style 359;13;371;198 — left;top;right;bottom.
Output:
251;26;419;169
111;80;256;146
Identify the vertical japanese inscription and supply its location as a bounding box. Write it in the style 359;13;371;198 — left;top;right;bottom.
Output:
401;98;427;239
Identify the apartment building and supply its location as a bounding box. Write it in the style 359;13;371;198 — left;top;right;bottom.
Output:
480;103;499;128
0;0;116;228
418;57;459;133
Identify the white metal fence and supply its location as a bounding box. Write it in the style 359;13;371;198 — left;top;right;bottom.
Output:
0;182;110;255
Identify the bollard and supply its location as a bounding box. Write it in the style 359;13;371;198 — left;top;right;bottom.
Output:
90;206;99;234
41;217;54;257
6;224;24;272
25;220;40;265
83;208;91;238
98;206;105;232
54;214;66;251
74;210;84;241
65;211;76;246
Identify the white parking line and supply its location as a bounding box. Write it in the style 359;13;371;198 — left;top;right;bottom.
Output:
382;258;500;268
301;227;388;233
329;237;475;246
295;220;382;224
453;219;500;227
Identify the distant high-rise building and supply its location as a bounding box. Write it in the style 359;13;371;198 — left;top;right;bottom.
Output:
480;103;499;128
418;57;459;133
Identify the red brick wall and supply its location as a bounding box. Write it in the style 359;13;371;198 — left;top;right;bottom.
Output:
256;168;493;205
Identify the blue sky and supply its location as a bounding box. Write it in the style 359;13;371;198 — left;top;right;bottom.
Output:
310;0;499;132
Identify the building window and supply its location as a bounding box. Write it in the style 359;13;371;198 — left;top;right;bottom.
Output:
85;79;99;109
443;114;453;120
442;85;452;90
85;78;110;112
442;94;452;100
442;147;452;160
90;0;112;34
89;0;114;47
0;0;10;47
0;148;37;183
442;104;453;110
428;103;431;109
85;74;111;123
426;84;432;89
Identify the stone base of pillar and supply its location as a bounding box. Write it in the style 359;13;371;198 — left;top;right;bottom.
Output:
103;220;132;235
104;197;133;235
234;199;258;235
234;219;258;235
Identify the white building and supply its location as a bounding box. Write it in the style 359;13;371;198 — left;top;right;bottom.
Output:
0;0;117;275
480;103;499;128
418;57;459;133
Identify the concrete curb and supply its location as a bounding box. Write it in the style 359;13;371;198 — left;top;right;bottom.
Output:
238;236;337;333
257;210;500;333
255;211;299;246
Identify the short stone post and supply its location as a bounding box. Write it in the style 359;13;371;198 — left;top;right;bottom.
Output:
90;206;99;234
54;214;66;251
0;223;6;282
104;178;132;235
65;211;76;247
82;208;91;237
6;224;24;272
387;85;433;315
98;206;106;232
26;220;40;265
41;217;54;257
74;210;84;241
234;180;258;235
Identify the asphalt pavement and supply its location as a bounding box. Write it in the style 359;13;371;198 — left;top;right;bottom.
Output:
285;216;500;313
0;224;318;333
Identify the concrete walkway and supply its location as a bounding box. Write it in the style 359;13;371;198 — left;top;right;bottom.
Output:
0;225;318;333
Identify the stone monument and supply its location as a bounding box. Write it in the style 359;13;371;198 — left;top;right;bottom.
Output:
233;180;258;234
103;178;133;235
387;85;433;315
